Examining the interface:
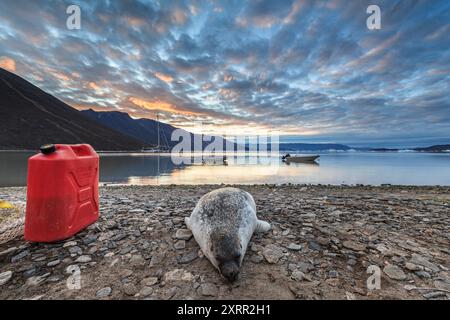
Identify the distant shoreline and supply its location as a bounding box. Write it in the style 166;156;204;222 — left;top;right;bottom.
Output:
1;149;449;154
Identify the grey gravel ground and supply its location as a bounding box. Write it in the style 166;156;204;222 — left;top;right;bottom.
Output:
0;184;449;300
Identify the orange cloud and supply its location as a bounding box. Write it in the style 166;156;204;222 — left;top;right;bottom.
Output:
0;56;16;72
129;97;197;116
88;82;101;91
154;72;174;83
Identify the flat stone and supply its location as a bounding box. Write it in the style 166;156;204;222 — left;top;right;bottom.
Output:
0;247;18;257
26;273;50;286
434;280;450;292
47;259;61;267
250;254;264;264
262;244;284;264
297;262;315;273
175;229;192;240
178;251;198;264
120;269;133;278
174;240;186;250
83;234;98;245
69;246;83;255
410;254;439;272
423;291;446;299
129;209;145;214
164;269;194;282
342;241;366;252
122;283;138;296
200;283;218;297
96;287;112;298
405;262;422;271
287;243;302;251
308;241;321;251
75;255;92;263
63;241;77;248
129;254;146;267
328;270;339;278
11;250;29;263
141;277;158;286
291;270;307;281
383;264;406;280
139;286;154;297
0;271;12;286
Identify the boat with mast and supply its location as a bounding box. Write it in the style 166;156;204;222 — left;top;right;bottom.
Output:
141;114;170;152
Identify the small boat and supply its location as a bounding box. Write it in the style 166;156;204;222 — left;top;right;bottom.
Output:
282;154;320;163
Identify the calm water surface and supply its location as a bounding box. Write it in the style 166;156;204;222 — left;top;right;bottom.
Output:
0;151;449;187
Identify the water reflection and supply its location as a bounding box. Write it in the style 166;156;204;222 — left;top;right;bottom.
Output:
0;151;449;187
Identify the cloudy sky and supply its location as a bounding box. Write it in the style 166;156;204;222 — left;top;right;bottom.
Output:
0;0;449;147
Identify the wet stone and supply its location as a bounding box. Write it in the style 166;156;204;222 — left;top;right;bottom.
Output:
0;271;13;286
383;264;406;281
200;283;218;297
287;243;302;251
96;287;112;298
174;240;186;250
178;251;198;264
11;250;29;263
175;229;192;241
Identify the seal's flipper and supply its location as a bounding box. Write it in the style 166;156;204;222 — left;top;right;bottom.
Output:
185;217;191;230
255;220;271;233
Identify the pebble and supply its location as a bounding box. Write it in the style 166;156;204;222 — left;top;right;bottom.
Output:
174;240;186;250
122;283;138;296
47;259;61;267
139;286;154;297
308;241;321;251
178;251;198;264
141;277;158;286
11;250;29;263
26;274;49;286
175;229;193;241
0;271;12;286
250;254;264;264
328;270;338;278
423;291;447;299
410;254;439;272
383;264;407;280
96;287;112;298
262;244;284;264
129;255;146;267
287;243;302;251
291;270;307;281
63;241;77;248
164;269;194;282
200;283;218;297
75;255;92;263
342;241;366;252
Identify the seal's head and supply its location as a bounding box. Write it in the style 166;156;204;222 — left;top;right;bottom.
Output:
209;232;244;282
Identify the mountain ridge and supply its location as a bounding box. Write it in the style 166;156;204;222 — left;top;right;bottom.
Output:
0;68;144;151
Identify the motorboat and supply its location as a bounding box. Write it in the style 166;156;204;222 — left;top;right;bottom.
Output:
282;153;320;163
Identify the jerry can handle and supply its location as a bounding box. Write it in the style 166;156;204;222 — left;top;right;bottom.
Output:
69;144;97;157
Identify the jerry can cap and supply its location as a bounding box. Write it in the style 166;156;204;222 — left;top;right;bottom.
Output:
40;144;56;155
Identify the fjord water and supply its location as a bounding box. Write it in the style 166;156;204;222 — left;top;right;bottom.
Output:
1;151;449;187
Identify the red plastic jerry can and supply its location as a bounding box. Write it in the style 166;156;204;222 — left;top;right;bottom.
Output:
25;144;99;242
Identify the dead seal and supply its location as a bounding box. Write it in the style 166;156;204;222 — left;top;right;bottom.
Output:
185;187;271;281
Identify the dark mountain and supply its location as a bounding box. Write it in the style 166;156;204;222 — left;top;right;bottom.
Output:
277;143;352;151
81;109;238;151
80;109;179;147
0;68;144;151
414;144;450;152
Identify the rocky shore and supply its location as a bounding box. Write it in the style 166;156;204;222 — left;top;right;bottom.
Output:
0;185;449;300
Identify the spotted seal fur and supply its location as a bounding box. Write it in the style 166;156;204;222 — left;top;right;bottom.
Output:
185;187;270;281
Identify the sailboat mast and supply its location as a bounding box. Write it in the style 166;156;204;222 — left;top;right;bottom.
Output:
157;113;160;148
